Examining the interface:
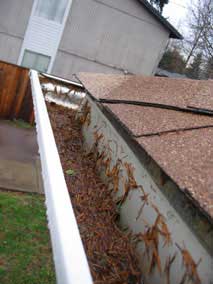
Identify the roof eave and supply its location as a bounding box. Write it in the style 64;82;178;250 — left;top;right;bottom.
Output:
138;0;183;40
170;30;183;40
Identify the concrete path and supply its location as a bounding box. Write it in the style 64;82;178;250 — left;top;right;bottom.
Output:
0;121;43;194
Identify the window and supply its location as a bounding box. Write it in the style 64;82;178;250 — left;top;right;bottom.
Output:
34;0;69;23
21;50;50;72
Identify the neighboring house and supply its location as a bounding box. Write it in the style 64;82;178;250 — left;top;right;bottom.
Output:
155;67;187;78
0;0;182;78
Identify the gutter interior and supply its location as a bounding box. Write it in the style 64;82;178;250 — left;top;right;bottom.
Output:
46;102;143;284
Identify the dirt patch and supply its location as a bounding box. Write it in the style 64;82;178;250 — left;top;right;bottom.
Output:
47;103;142;284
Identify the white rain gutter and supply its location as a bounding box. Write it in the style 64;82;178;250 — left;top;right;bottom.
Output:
41;72;83;88
30;70;93;284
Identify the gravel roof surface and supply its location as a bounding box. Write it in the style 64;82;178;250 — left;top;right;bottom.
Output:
137;128;213;218
78;73;213;220
78;73;213;111
105;103;213;136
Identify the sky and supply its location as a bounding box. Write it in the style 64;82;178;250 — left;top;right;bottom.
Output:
163;0;191;32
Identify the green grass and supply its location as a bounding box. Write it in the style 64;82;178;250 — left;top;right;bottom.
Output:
0;190;55;284
2;119;34;129
11;119;34;129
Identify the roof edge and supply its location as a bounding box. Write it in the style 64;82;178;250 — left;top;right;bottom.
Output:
138;0;183;39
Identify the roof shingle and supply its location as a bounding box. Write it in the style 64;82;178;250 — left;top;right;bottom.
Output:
137;128;213;218
78;72;213;219
105;104;213;136
78;73;213;112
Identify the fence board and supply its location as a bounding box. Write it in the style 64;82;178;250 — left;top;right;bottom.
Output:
0;60;34;124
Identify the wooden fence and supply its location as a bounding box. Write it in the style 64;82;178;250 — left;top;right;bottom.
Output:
0;60;34;124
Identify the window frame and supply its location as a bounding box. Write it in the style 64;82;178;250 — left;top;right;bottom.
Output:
34;0;69;23
21;49;51;73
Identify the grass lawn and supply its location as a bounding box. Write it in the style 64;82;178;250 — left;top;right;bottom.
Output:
0;190;55;284
2;119;34;129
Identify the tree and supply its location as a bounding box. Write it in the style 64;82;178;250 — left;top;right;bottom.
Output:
184;0;213;66
204;56;213;78
186;52;203;79
149;0;169;13
159;48;186;73
158;0;213;79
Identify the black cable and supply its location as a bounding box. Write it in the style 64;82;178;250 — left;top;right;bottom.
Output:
99;98;213;116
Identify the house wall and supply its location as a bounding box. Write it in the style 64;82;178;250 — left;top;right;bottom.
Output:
0;0;170;77
53;0;169;78
0;0;33;64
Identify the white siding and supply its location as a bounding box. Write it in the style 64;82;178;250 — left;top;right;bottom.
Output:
22;17;62;56
55;0;169;78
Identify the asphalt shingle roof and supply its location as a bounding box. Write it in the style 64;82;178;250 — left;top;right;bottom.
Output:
138;128;213;218
78;72;213;220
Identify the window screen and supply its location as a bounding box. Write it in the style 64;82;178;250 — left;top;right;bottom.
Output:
34;0;69;23
21;50;51;72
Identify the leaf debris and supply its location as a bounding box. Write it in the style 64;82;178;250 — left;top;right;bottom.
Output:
47;103;142;284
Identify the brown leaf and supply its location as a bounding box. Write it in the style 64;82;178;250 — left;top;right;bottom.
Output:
177;243;201;284
164;253;177;284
